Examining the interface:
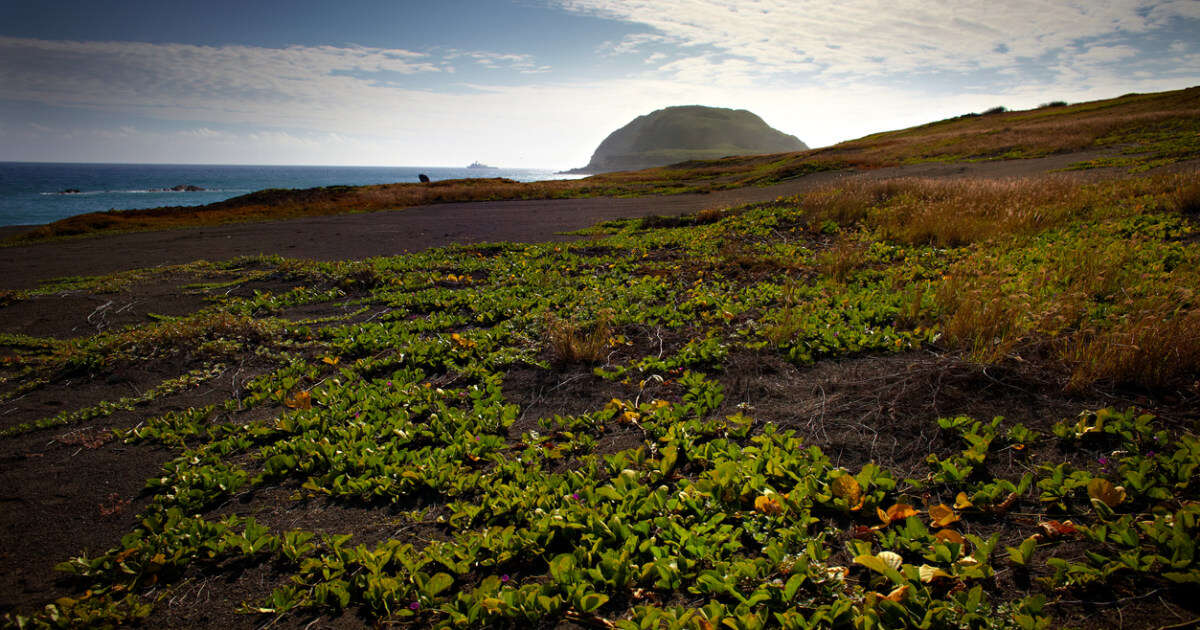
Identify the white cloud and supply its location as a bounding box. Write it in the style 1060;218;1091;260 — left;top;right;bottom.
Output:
1;1;1198;168
553;0;1199;81
599;32;678;56
1072;44;1142;65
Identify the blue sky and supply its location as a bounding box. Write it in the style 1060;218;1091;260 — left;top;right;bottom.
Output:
1;0;1198;167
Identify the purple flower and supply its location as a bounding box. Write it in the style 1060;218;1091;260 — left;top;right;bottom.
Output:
500;574;510;583
387;381;393;386
1098;456;1109;466
572;492;581;500
409;601;420;610
1146;450;1156;458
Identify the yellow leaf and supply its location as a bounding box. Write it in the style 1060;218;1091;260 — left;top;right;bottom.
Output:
321;356;340;365
285;390;312;410
928;504;959;527
953;492;973;510
918;564;953;583
831;475;863;511
754;495;783;516
1087;478;1126;508
887;503;919;521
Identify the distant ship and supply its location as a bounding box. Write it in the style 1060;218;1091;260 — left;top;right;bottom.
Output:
466;161;498;169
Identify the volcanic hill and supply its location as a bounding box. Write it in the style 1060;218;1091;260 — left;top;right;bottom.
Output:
569;105;808;173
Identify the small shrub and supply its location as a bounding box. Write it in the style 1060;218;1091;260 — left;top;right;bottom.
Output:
1038;101;1068;108
983;106;1008;115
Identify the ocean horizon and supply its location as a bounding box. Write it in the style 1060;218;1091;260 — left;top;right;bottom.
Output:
0;161;584;227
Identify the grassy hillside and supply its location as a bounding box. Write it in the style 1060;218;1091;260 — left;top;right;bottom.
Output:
11;86;1198;243
1;161;1198;626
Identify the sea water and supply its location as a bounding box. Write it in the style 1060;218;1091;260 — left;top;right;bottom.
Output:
0;162;583;227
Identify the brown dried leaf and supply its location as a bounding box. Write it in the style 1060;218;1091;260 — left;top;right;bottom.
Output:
1038;519;1079;538
933;529;965;545
929;503;959;527
883;584;910;602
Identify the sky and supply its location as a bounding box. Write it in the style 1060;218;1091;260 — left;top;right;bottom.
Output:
1;0;1198;168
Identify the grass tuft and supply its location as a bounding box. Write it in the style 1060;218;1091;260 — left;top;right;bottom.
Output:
1062;304;1200;391
544;310;613;365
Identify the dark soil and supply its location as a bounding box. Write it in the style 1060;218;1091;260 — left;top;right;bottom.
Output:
0;152;1194;627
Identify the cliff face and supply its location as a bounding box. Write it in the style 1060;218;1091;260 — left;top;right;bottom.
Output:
571;105;808;173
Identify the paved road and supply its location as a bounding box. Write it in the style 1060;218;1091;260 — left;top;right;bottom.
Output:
0;151;1133;290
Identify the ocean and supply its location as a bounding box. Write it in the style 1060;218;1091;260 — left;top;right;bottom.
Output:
0;162;583;227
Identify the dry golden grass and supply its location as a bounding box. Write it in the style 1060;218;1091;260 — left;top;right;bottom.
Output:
544;310;613;365
816;235;868;283
934;272;1029;364
795;175;1090;246
1061;304;1200;391
923;171;1200;390
875;176;1085;246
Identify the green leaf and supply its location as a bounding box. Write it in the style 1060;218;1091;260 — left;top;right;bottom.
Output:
578;592;609;613
424;572;453;597
549;553;576;582
854;554;904;583
855;554;889;574
1163;571;1200;584
660;444;678;476
783;573;806;601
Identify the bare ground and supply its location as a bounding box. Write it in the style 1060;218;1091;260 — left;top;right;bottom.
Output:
0;151;1195;627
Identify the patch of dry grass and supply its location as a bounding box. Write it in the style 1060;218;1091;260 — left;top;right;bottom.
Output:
1061;303;1200;391
544;310;613;365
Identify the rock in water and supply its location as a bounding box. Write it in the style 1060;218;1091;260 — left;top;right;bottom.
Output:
569;105;807;174
418;174;431;183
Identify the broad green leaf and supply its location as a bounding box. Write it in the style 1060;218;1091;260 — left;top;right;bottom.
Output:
578;592;609;613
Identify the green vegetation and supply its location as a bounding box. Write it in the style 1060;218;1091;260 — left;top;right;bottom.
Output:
11;86;1198;243
2;167;1198;628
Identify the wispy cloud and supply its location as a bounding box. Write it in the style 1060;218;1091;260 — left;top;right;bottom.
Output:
554;0;1200;84
0;2;1197;167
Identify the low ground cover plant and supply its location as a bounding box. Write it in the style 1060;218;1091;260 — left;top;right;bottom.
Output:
1;168;1198;628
